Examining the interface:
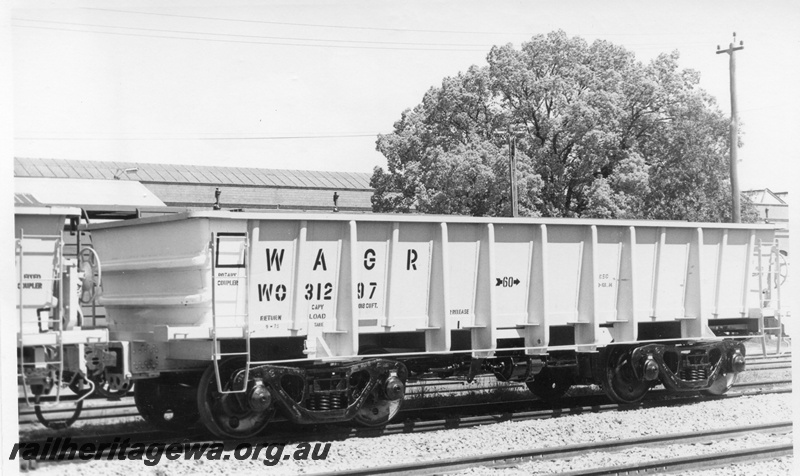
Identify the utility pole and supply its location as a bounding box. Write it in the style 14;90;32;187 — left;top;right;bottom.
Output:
495;126;524;217
509;136;519;218
717;32;744;223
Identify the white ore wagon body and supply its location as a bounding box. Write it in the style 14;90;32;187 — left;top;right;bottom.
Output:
89;211;775;359
78;211;780;437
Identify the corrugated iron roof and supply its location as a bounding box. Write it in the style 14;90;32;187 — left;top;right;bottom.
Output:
14;193;43;206
14;160;29;176
743;188;788;206
14;158;372;190
15;177;167;208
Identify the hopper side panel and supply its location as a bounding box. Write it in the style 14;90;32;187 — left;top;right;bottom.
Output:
93;219;213;333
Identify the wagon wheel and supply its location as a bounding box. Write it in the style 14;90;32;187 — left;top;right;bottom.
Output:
135;379;200;431
526;367;572;403
353;384;404;427
352;347;405;427
78;247;101;305
197;360;274;439
603;347;651;404
701;371;736;396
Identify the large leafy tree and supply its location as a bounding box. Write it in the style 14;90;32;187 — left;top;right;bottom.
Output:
371;30;757;222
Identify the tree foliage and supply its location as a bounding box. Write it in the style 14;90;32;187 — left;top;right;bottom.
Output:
371;30;756;222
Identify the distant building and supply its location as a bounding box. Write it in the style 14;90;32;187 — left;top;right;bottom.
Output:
14;157;374;214
743;189;789;256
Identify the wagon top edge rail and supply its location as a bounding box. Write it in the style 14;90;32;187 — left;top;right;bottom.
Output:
82;209;781;231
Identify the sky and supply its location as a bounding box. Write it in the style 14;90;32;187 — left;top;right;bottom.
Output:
7;0;800;192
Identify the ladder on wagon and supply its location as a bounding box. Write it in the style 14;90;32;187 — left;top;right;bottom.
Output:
16;230;67;406
209;232;252;394
756;240;789;356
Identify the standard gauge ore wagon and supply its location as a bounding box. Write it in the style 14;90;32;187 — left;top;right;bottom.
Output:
84;211;779;438
15;205;106;427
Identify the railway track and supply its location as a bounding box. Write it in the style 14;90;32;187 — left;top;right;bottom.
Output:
18;354;791;426
553;444;793;476
17;353;791;405
310;421;793;476
19;382;792;453
20;380;793;429
18;356;791;426
19;366;793;427
404;358;792;394
18;352;792;445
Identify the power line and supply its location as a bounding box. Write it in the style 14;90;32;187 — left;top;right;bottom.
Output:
13;23;713;56
15;133;385;141
86;8;783;43
14;18;496;48
83;7;520;35
12;20;720;55
12;24;488;52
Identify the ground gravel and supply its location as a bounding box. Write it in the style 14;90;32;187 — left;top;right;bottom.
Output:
451;432;793;475
26;391;792;476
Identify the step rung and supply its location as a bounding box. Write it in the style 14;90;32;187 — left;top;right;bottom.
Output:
18;362;65;367
20;234;62;239
217;352;249;357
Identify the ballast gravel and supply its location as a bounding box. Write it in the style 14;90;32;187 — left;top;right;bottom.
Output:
26;392;793;475
451;432;793;475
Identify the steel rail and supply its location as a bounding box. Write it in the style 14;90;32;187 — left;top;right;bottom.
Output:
404;368;792;394
310;421;793;476
746;352;791;360
19;387;792;455
18;378;793;426
21;370;789;416
17;391;133;404
384;387;793;435
744;364;793;371
15;354;788;404
403;371;792;397
554;443;793;475
732;378;792;387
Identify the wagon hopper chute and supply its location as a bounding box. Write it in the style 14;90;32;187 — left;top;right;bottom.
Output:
84;212;780;438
